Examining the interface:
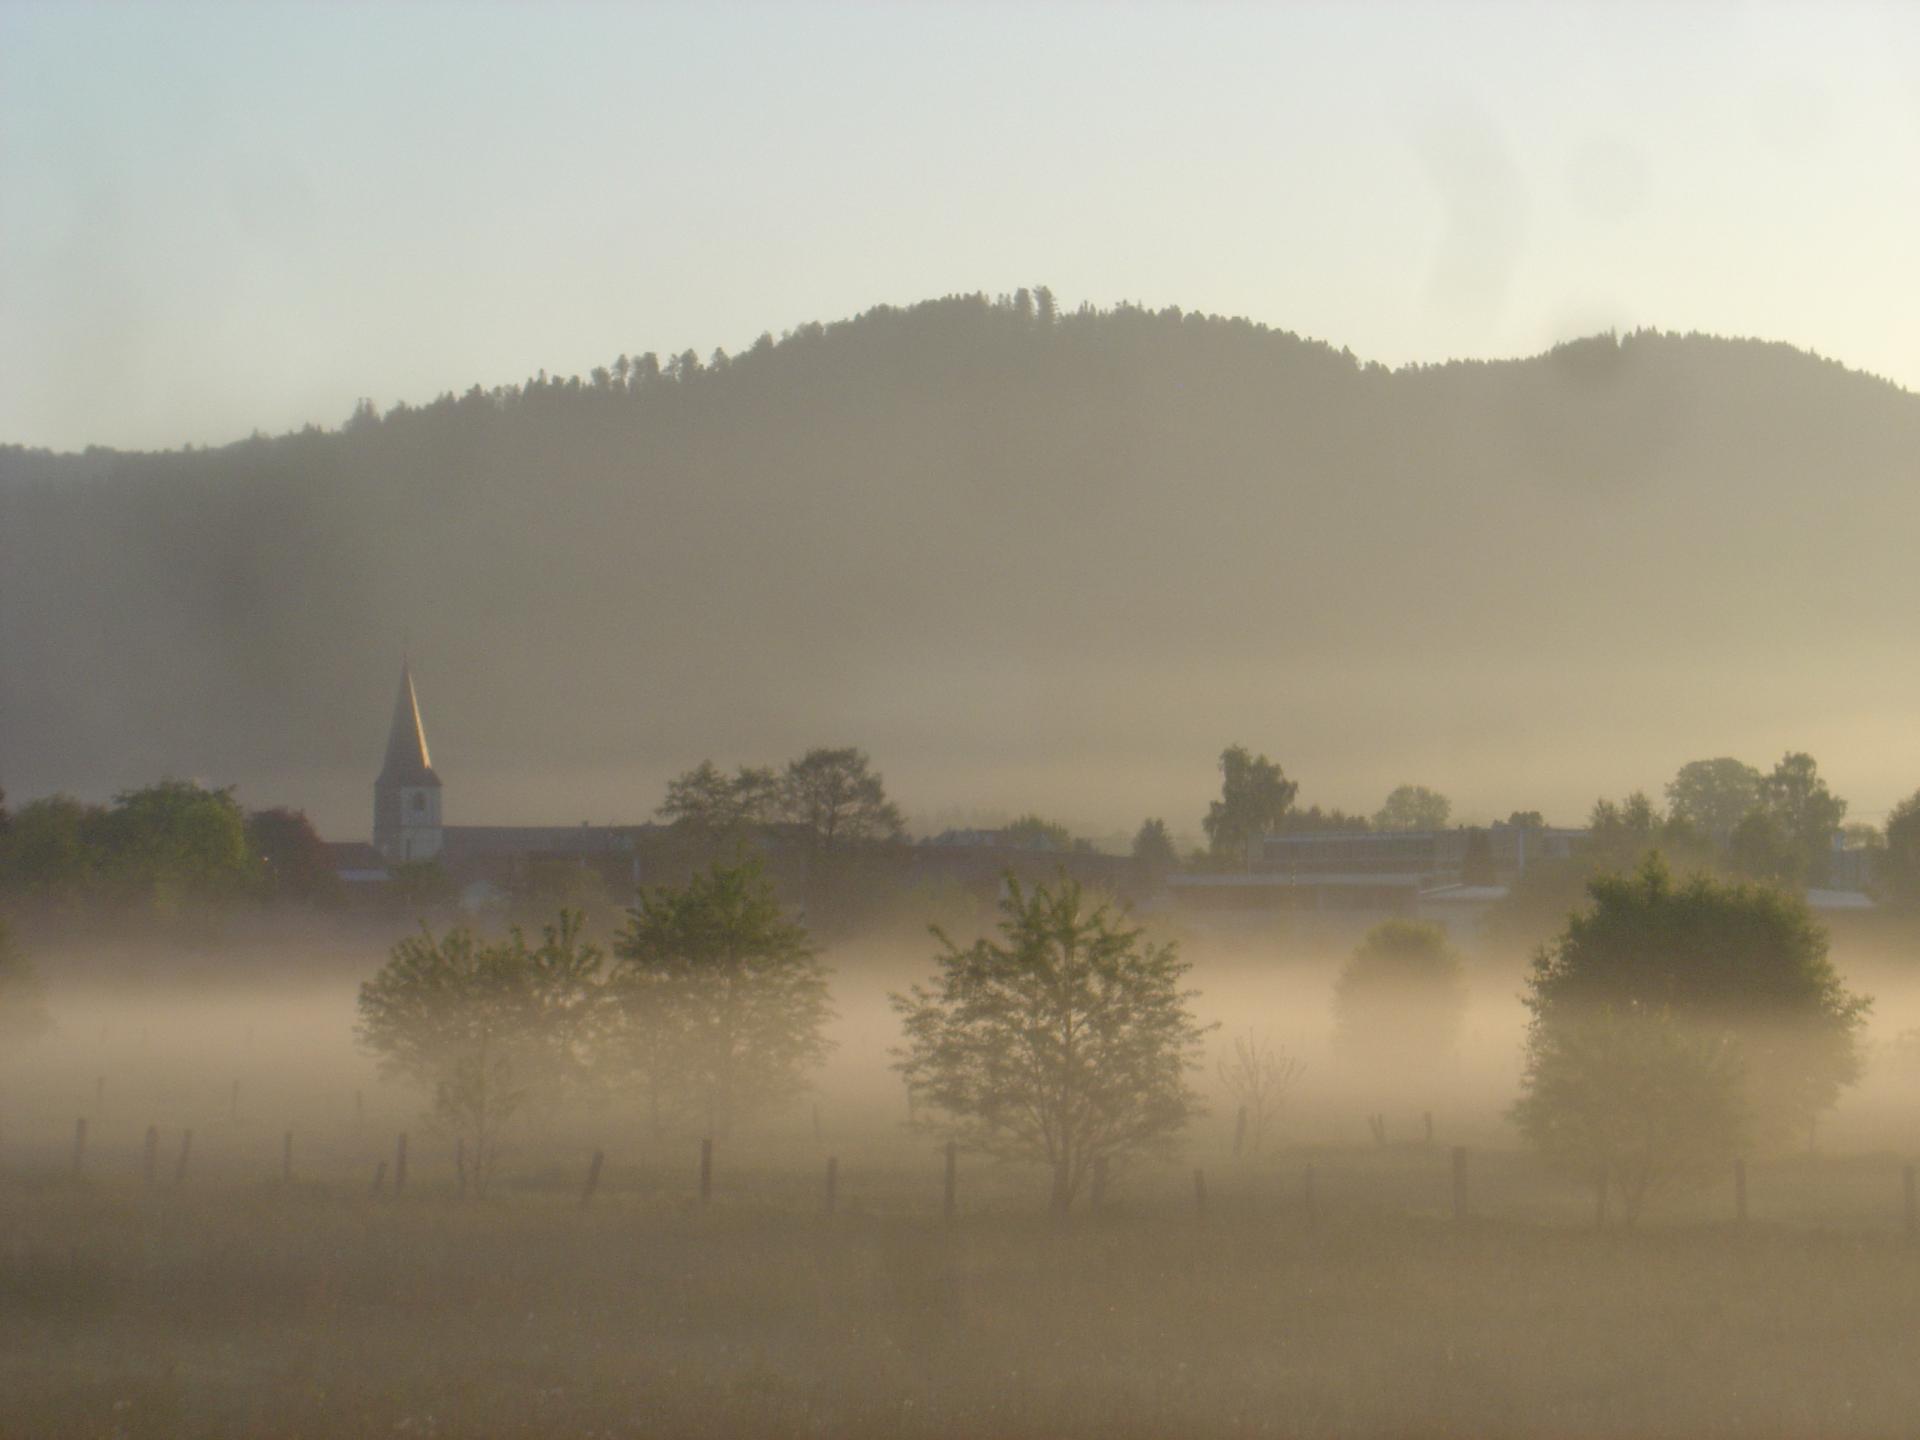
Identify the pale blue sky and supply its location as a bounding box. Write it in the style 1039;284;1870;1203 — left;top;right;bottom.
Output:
3;0;1918;451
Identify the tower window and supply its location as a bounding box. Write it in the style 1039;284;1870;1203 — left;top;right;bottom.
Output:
411;793;426;815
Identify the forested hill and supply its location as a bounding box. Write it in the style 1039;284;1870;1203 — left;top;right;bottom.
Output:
5;292;1919;834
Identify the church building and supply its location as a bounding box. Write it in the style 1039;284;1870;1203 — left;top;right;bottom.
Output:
372;661;444;863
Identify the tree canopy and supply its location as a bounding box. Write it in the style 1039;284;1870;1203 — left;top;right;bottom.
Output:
893;876;1210;1214
1372;784;1451;832
609;860;833;1137
1203;746;1298;861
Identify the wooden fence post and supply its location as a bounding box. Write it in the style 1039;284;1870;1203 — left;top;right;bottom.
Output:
1734;1157;1748;1224
943;1139;957;1220
71;1117;87;1177
370;1159;387;1196
1904;1164;1916;1241
283;1130;293;1184
1192;1167;1209;1219
455;1137;468;1198
1423;1111;1435;1146
143;1124;158;1186
1451;1146;1469;1220
394;1132;409;1197
699;1136;713;1206
174;1129;193;1184
580;1148;604;1208
824;1155;838;1216
1090;1155;1108;1214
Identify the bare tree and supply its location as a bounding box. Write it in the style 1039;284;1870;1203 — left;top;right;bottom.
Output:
1216;1030;1303;1158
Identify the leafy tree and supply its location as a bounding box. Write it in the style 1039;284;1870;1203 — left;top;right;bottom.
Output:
1505;810;1546;830
1131;818;1179;884
1004;814;1074;851
96;781;258;919
1216;1030;1303;1158
892;876;1211;1215
357;911;606;1193
1278;805;1371;834
1333;920;1468;1072
1513;1002;1746;1226
1518;856;1867;1154
1760;752;1847;885
609;860;832;1138
0;795;102;910
1727;807;1803;887
1202;746;1298;862
657;761;780;844
779;747;904;850
1372;784;1451;832
1878;790;1920;909
1665;758;1764;846
246;806;341;906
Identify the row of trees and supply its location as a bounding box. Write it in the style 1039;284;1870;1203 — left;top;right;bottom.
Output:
358;841;1870;1224
0;782;338;923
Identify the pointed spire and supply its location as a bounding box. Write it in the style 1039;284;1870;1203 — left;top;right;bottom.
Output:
377;661;440;788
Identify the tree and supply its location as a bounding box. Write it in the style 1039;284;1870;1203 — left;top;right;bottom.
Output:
1372;784;1451;832
1665;758;1763;847
1513;1002;1746;1226
356;911;606;1193
779;747;904;850
1727;807;1803;887
1131;818;1179;884
609;860;832;1137
1760;752;1847;885
657;761;780;844
1333;921;1468;1072
1506;811;1546;830
96;781;258;920
1518;856;1867;1157
1202;745;1298;861
892;876;1211;1215
246;806;341;906
1004;814;1074;851
1216;1030;1303;1158
0;795;102;911
1878;790;1920;909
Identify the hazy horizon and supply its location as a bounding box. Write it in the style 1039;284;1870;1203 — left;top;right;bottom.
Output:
7;1;1920;452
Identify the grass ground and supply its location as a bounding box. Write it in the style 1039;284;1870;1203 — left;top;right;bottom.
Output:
6;1148;1920;1439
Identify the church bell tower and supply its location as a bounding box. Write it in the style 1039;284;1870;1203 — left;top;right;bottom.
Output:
373;661;443;863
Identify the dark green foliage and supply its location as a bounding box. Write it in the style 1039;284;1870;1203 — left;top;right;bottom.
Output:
779;748;904;850
1759;751;1847;886
1130;817;1178;882
356;911;606;1192
1202;746;1298;862
892;876;1210;1214
1372;784;1451;832
656;761;780;845
245;806;342;906
1520;856;1867;1154
610;860;832;1138
1333;920;1468;1070
1665;758;1764;846
1003;814;1075;851
1513;1004;1747;1225
1878;790;1920;908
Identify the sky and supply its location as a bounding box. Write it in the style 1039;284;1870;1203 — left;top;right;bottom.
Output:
4;0;1920;453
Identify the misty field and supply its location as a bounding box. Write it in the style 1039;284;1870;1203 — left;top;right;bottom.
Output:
6;927;1920;1439
8;1137;1920;1438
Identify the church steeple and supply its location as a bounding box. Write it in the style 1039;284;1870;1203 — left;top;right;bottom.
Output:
373;661;444;863
378;660;439;789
